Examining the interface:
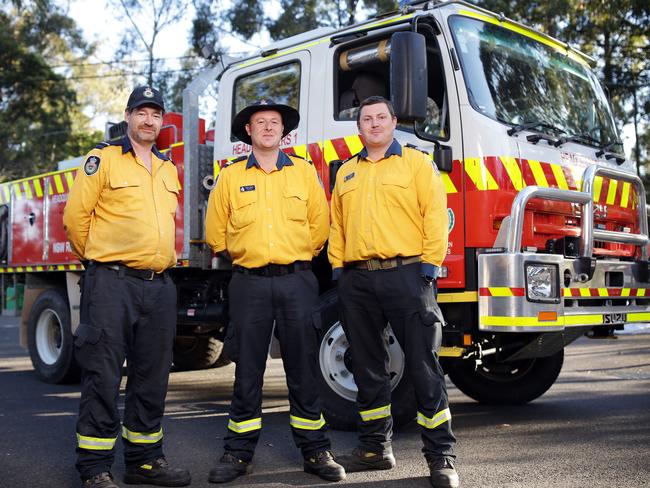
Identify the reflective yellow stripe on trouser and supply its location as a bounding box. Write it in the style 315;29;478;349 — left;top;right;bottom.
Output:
228;417;262;433
417;408;451;429
289;414;326;430
359;404;391;422
77;433;117;450
122;426;163;444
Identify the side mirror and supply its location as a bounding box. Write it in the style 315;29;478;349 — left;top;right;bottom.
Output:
329;159;343;193
433;145;453;173
390;31;428;122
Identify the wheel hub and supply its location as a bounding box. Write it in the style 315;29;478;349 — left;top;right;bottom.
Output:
35;308;63;366
319;321;405;402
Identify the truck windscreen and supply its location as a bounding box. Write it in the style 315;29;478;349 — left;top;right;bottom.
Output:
448;15;619;148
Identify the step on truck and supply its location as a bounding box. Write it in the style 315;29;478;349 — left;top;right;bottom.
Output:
8;0;648;429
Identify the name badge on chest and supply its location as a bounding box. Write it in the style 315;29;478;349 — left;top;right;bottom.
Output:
343;172;355;182
240;185;256;192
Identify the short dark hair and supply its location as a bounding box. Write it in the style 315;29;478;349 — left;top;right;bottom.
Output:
356;96;395;125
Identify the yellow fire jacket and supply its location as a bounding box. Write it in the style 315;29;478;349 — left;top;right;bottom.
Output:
206;151;329;268
328;141;448;272
63;136;180;273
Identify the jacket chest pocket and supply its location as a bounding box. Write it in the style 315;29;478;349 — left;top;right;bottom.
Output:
283;186;308;222
231;189;257;229
161;173;180;215
338;174;360;207
381;172;411;207
108;170;143;212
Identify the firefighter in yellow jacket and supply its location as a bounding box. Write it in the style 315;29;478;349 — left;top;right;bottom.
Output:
63;86;190;488
205;99;345;483
329;96;459;488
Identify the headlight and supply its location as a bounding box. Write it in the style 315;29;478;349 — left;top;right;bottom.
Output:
526;263;559;302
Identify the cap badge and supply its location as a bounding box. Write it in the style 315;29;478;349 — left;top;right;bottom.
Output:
143;88;154;98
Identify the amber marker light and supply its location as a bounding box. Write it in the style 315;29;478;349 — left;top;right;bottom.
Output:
463;334;472;346
538;311;558;322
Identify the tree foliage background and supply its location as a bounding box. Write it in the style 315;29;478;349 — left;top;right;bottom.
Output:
0;0;102;180
0;0;648;182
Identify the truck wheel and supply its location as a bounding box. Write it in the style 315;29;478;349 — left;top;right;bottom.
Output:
447;350;564;404
315;290;416;431
173;336;224;371
27;288;79;383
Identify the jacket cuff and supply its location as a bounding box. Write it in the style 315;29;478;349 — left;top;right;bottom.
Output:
420;263;439;279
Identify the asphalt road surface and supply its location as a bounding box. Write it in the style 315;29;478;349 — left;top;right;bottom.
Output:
1;315;649;488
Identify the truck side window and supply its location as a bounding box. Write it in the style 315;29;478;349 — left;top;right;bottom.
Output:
232;62;301;141
334;29;449;141
336;41;389;121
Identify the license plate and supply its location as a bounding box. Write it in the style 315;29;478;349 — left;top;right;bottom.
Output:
603;313;627;325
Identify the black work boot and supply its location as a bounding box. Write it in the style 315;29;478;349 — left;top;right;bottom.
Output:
428;457;460;488
83;472;120;488
303;450;346;482
123;457;191;486
337;447;396;472
208;453;253;483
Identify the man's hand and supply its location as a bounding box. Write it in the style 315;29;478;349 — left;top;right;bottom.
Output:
422;275;435;287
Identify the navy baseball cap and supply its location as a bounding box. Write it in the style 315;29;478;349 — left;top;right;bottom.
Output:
126;86;165;112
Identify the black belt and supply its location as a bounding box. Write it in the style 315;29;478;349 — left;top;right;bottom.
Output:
233;261;311;277
94;262;164;281
346;255;421;271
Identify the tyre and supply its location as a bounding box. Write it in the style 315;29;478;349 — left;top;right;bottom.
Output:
315;290;416;431
173;335;224;371
447;349;564;404
27;288;79;383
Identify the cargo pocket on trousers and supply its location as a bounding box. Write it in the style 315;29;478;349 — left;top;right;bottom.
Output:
74;323;103;347
74;323;103;368
419;283;446;328
223;322;239;363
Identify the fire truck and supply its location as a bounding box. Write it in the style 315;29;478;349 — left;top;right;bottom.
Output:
7;0;648;429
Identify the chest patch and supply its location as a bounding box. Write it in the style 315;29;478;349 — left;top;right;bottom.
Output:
240;185;256;192
84;155;101;176
343;172;355;182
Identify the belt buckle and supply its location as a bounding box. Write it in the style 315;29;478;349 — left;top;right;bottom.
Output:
143;270;155;281
367;259;380;271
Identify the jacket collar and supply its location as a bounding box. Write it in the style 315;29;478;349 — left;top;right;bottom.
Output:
119;135;169;161
359;138;402;160
246;150;294;170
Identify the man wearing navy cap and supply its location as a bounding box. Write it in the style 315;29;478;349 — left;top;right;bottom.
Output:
205;100;345;483
65;86;190;488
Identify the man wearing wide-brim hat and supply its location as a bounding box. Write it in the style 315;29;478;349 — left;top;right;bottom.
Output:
205;99;345;483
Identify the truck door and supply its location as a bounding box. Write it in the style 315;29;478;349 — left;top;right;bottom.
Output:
214;51;311;164
416;14;467;290
327;15;468;289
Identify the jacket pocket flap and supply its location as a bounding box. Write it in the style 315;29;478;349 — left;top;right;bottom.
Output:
283;186;307;200
162;173;181;194
233;189;257;209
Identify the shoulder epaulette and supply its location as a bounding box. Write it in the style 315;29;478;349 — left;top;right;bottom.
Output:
224;155;247;168
93;139;124;150
341;152;361;165
288;153;313;165
93;141;111;150
405;143;430;156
